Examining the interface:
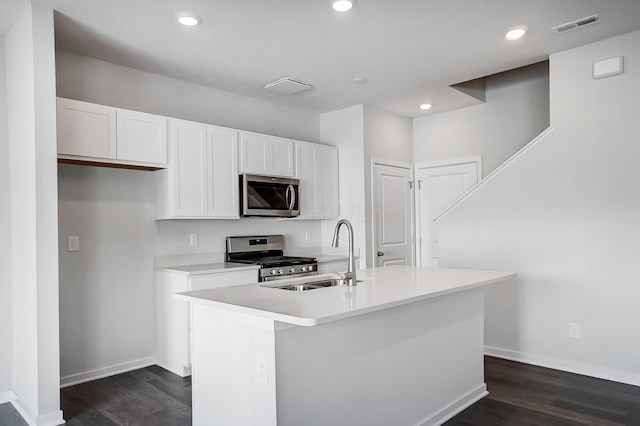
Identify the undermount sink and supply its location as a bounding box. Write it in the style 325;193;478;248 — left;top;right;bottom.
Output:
267;278;354;291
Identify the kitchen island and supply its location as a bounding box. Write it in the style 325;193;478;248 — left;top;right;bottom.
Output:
176;265;515;426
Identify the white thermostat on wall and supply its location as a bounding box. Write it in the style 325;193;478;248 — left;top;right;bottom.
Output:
593;56;624;79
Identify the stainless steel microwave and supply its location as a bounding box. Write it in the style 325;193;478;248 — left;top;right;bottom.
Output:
240;174;300;217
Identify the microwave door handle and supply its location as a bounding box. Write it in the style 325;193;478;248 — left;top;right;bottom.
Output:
286;184;295;210
285;184;291;209
290;185;296;210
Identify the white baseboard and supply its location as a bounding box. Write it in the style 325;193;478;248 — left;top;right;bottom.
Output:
0;390;14;404
1;391;64;426
60;356;157;388
418;384;488;426
485;345;640;387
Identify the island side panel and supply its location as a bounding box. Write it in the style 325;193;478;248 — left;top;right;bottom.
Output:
274;287;486;426
191;305;278;426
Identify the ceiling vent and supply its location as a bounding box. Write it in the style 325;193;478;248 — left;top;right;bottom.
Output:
551;14;600;34
264;77;312;95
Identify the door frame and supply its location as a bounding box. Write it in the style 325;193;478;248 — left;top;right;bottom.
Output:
414;156;482;266
370;158;416;268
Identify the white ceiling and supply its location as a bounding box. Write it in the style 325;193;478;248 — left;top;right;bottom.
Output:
3;0;640;118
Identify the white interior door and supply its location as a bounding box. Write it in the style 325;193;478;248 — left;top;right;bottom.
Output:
416;159;481;267
373;163;414;267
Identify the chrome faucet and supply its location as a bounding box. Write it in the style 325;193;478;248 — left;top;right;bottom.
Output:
331;219;357;286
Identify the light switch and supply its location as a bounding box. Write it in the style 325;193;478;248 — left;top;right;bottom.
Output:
189;233;198;247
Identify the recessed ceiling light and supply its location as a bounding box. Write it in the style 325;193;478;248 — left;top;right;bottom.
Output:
352;77;368;85
333;0;356;12
177;13;201;26
420;103;432;110
505;28;526;41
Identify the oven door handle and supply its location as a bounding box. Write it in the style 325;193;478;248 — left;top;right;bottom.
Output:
286;184;295;210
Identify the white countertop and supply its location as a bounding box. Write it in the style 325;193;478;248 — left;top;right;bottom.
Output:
156;262;259;276
155;253;349;277
175;265;516;326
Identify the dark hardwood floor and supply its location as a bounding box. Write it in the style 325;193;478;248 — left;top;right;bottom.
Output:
445;357;640;426
60;365;191;425
2;356;639;425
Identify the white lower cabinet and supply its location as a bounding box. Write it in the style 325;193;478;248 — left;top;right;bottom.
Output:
156;119;239;219
296;142;339;219
56;97;167;168
155;268;258;377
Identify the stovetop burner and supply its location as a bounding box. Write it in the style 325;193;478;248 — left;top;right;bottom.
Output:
226;235;318;281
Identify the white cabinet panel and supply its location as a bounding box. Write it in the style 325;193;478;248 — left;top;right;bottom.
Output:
296;142;339;219
171;120;208;217
155;269;258;377
207;126;239;218
270;137;295;177
239;132;268;173
57;98;116;159
239;132;294;177
117;109;167;164
56;97;167;167
157;120;239;219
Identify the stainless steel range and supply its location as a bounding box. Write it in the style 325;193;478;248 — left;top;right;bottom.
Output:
226;235;318;282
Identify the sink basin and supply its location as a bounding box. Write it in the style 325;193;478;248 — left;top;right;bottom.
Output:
266;278;359;291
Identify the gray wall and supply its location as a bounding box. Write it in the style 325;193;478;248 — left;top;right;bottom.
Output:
438;30;640;385
413;61;550;176
56;52;325;382
363;105;413;267
56;51;321;143
0;36;12;397
319;105;366;261
5;4;61;420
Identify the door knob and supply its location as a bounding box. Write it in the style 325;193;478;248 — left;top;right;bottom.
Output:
377;251;384;257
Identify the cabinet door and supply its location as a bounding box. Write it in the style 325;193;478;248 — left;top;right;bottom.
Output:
296;142;339;218
296;142;318;217
57;98;116;159
239;132;294;177
116;109;167;165
318;145;339;218
207;126;239;219
239;132;269;174
270;137;295;177
170;120;208;217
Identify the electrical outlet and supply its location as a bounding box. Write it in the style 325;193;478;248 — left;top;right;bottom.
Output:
256;356;268;384
68;236;80;252
569;323;580;339
189;233;198;247
305;230;312;241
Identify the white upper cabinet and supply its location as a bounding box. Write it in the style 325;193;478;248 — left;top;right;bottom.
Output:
295;142;339;219
56;97;167;168
206;126;239;218
168;119;208;217
156;119;239;219
57;98;116;159
117;109;167;165
239;131;295;177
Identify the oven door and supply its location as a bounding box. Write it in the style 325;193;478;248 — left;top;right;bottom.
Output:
241;174;300;217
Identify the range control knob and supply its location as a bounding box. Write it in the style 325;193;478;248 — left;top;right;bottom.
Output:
270;269;277;275
289;267;296;273
301;266;307;272
307;265;314;272
278;268;283;274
